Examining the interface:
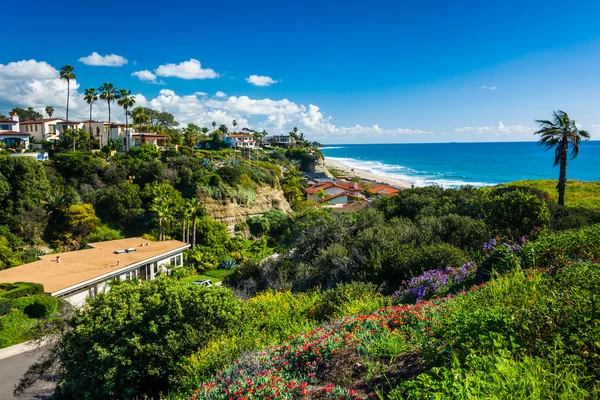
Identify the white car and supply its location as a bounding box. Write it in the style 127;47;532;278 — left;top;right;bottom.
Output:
191;279;213;287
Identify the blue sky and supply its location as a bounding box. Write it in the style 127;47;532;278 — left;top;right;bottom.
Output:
2;0;600;143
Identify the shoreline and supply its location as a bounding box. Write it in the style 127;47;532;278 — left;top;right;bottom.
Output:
324;157;412;189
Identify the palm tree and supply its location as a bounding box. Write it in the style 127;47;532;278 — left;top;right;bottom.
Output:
188;198;202;248
151;200;170;241
535;110;591;206
132;107;150;132
117;89;136;149
98;83;120;140
83;88;98;138
45;106;54;118
212;121;216;132
59;65;76;125
232;119;238;132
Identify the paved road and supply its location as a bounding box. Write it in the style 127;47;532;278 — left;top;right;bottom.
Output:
0;346;55;399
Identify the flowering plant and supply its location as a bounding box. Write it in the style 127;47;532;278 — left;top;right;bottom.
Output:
393;262;477;303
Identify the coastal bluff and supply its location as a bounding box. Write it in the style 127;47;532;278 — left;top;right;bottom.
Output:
201;186;292;232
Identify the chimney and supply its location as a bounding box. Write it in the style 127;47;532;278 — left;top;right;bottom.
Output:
56;256;61;263
12;112;19;122
117;260;121;266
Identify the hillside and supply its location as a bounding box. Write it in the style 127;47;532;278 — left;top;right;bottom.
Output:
508;180;600;208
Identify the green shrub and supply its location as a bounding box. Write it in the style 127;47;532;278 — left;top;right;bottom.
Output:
216;166;241;186
55;279;242;400
0;299;12;316
319;281;386;318
0;310;33;348
0;282;44;299
87;224;123;243
22;296;59;318
521;224;600;268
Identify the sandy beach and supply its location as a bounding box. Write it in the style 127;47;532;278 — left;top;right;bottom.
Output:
325;157;412;189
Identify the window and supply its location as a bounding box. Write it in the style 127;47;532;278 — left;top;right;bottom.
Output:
49;125;55;133
35;125;38;132
170;257;176;266
96;127;100;136
176;255;181;266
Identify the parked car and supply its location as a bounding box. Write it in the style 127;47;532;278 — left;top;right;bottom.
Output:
191;279;213;287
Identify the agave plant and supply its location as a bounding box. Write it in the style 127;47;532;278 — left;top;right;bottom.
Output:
202;158;215;171
219;257;238;270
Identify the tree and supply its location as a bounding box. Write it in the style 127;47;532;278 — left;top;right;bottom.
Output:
45;106;54;118
212;121;216;131
117;89;136;146
98;82;120;140
83;88;98;138
232;119;238;132
59;65;75;124
11;107;43;122
218;124;228;134
188;197;203;248
156;111;178;129
53;279;241;400
131;107;150;132
535;110;591;206
62;129;80;152
183;124;200;147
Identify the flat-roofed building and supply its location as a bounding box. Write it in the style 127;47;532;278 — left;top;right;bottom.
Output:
0;238;190;307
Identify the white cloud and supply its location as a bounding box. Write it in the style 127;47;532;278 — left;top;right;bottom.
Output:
132;70;157;81
0;60;58;79
480;85;497;90
194;91;208;96
155;59;219;80
246;75;278;87
455;122;533;134
78;52;128;67
489;86;497;90
215;91;227;98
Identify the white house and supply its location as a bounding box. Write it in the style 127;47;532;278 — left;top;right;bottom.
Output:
19;118;64;142
267;135;296;147
0;113;30;149
224;134;256;148
0;238;190;307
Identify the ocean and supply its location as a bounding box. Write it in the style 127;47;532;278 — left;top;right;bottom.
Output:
320;141;600;188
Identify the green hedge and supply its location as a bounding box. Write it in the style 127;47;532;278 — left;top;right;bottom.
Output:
0;310;33;348
521;224;600;268
0;299;12;316
0;282;44;299
12;295;59;318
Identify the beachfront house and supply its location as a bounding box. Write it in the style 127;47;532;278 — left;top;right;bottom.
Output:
305;180;362;202
19;118;64;142
369;185;401;196
0;113;30;150
266;135;296;148
0;238;190;307
224;134;256;148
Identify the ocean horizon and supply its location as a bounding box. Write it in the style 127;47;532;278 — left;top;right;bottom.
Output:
320;141;600;188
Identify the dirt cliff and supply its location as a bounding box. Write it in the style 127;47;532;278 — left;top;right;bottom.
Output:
202;186;292;232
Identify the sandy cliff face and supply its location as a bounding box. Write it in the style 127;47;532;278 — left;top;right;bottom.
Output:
202;186;292;232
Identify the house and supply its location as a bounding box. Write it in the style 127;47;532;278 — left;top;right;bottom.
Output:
131;133;169;149
369;185;401;196
302;172;335;185
305;180;362;202
224;134;256;148
320;192;364;205
19;118;64;141
0;238;190;307
0;113;30;150
266;135;296;148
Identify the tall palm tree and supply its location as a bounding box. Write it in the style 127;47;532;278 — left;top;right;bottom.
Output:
83;88;98;138
535;110;591;206
188;198;202;248
59;65;75;125
232;119;238;132
117;89;136;149
98;83;120;140
212;121;216;132
45;106;54;118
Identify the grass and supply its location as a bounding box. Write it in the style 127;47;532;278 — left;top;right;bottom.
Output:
181;269;231;284
508;180;600;208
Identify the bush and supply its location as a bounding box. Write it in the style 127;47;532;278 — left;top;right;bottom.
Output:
484;188;550;238
0;298;12;316
22;296;59;318
55;279;242;400
0;310;33;348
88;224;124;243
0;282;44;299
216;166;241;186
319;282;385;318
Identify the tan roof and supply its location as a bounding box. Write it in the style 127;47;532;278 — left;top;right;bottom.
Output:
0;238;189;295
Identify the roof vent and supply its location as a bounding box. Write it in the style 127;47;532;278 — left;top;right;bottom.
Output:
126;248;136;253
114;249;127;254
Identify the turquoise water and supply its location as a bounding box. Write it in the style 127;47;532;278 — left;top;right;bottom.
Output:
320;142;600;187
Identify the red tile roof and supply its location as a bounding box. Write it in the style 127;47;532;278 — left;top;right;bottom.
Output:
370;185;401;196
20;118;62;124
320;192;364;203
305;181;361;195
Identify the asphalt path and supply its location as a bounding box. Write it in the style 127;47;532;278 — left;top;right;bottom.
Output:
0;346;55;399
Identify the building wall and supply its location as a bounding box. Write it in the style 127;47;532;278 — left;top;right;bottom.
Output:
59;250;185;307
